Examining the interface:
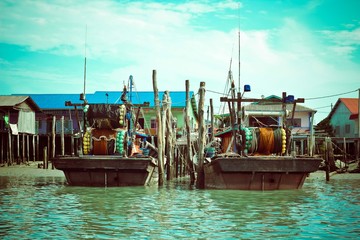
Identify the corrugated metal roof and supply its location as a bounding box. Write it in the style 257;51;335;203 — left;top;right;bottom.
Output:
0;95;41;111
328;98;359;120
0;96;29;107
244;103;316;112
13;91;193;110
341;98;358;115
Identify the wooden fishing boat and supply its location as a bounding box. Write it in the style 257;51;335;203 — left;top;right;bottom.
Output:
52;77;158;187
204;155;322;190
53;155;158;187
203;90;322;190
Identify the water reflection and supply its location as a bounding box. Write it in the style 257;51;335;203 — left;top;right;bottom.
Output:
0;176;359;239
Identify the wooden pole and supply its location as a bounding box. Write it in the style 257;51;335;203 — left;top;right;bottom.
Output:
43;146;48;169
8;131;12;165
52;115;56;168
22;133;25;163
196;81;206;189
16;134;20;164
343;137;347;169
152;69;165;186
309;112;315;156
325;137;330;181
36;135;39;161
26;134;30;163
210;98;214;144
61;116;65;156
0;133;3;164
185;80;195;184
168;93;175;180
32;134;36;162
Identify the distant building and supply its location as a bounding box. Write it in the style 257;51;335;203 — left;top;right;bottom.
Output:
328;98;359;138
0;96;41;164
243;95;316;135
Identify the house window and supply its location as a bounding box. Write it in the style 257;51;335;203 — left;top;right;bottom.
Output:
286;118;301;127
335;126;340;135
345;124;350;134
150;118;157;129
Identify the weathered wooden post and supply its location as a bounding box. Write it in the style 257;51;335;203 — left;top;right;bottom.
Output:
162;91;169;180
32;134;35;162
21;133;26;163
210;98;214;144
185;80;195;184
26;134;30;163
43;146;48;169
36;135;39;161
61;116;65;156
52;115;56;169
324;137;330;181
16;134;20;164
196;81;206;189
0;133;3;164
152;70;165;186
164;91;174;180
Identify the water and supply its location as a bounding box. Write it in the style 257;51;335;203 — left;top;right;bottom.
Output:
0;176;359;239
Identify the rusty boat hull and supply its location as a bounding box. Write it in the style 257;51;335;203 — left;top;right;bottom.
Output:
52;155;158;187
204;156;322;190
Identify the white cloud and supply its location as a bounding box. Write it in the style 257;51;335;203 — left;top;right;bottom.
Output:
0;0;359;124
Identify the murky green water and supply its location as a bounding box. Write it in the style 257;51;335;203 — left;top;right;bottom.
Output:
0;176;359;239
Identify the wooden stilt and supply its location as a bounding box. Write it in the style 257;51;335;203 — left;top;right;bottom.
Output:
185;80;195;184
196;82;206;189
152;69;165;186
61;116;65;156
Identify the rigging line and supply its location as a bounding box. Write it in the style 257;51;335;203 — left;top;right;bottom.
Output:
130;80;152;133
305;89;357;100
314;105;332;109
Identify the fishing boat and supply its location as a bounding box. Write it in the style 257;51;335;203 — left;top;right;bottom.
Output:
203;88;322;190
52;76;158;187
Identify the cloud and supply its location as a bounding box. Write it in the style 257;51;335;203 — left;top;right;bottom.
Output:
0;0;359;124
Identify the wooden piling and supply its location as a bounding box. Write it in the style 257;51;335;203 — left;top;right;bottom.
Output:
52;115;56;169
22;133;25;163
152;70;165;186
32;135;35;162
185;80;195;184
26;134;29;163
210;98;214;144
196;81;206;189
43;146;48;169
16;134;20;164
324;137;332;181
164;92;174;180
61;116;65;156
36;135;39;161
8;130;12;165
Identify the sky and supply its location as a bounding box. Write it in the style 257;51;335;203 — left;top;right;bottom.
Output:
0;0;359;124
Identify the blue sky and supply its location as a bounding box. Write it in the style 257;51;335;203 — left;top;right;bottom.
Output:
0;0;359;123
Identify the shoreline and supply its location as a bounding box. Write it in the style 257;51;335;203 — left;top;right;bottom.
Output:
0;161;65;178
1;161;360;180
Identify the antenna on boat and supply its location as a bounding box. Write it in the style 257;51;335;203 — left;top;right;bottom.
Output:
238;2;241;95
81;25;87;101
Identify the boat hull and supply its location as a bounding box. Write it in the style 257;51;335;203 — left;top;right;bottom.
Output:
204;156;322;190
52;155;158;187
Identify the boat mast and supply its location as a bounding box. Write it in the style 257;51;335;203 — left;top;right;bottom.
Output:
238;3;241;94
83;25;87;100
